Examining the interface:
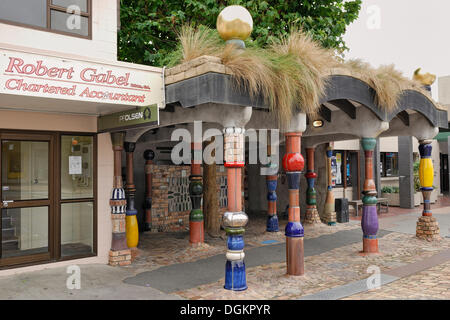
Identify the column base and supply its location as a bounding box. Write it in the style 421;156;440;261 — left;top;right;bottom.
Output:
304;207;321;224
321;212;336;225
286;237;304;276
266;214;279;232
109;249;132;266
130;247;139;261
416;216;440;240
224;260;247;291
360;236;379;255
189;220;204;245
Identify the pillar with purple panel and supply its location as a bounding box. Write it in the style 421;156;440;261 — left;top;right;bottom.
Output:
360;137;379;254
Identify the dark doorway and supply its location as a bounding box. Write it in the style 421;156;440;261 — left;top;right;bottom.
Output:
440;154;449;193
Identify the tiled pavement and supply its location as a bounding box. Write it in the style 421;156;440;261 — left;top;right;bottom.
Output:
121;208;450;300
173;232;450;299
344;260;450;300
125;216;360;276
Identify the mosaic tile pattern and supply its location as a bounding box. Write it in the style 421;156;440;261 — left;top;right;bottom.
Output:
168;176;192;213
174;232;450;300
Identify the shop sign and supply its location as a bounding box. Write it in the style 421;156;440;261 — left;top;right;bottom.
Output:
0;48;164;107
97;104;159;132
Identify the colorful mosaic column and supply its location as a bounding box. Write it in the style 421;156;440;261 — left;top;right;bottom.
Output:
324;145;337;225
304;147;321;224
189;142;204;246
109;132;131;266
266;132;279;232
360;138;379;254
416;140;440;240
223;127;248;290
143;149;155;232
282;132;305;276
124;142;139;251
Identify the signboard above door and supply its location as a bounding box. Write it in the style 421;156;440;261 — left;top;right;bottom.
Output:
97;104;159;133
0;46;165;115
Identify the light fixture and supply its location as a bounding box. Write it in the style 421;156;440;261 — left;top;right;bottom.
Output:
313;120;324;128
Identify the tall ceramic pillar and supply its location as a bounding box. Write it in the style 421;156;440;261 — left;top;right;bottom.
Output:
143;149;155;231
416;140;440;240
189;142;204;246
360;138;379;254
304;147;321;224
124;142;139;251
266;132;279;232
223;127;248;291
324;145;336;225
282;132;305;276
109;132;131;266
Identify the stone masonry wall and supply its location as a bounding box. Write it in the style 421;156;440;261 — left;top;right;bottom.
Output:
149;164;229;233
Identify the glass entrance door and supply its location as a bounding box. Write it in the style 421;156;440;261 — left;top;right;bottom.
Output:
0;133;54;266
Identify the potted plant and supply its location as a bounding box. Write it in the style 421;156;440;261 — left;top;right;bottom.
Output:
381;185;400;206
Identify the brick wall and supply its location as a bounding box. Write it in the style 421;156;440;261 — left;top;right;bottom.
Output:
149;164;230;232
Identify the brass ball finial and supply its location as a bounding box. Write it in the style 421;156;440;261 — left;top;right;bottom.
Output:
413;68;436;86
216;5;253;41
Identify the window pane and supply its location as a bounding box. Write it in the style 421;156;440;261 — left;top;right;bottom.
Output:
61;136;93;199
346;153;352;187
0;0;46;28
51;10;88;36
52;0;88;12
1;207;48;258
2;141;49;201
61;202;93;257
385;152;399;177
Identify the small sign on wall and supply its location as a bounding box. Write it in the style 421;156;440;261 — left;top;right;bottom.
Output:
69;156;82;175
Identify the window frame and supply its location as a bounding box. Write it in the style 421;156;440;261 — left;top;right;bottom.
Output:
332;150;345;188
57;132;97;261
0;129;97;270
0;0;92;40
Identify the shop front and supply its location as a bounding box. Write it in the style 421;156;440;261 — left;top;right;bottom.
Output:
0;131;96;268
0;45;163;271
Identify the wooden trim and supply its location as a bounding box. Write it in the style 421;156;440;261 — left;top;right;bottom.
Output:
2;200;50;209
60;198;94;203
0;0;92;40
93;134;98;255
54;132;61;259
47;0;51;29
0;132;54;267
0;253;50;268
49;4;90;16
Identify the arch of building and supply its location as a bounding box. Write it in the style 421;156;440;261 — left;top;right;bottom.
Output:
117;70;447;290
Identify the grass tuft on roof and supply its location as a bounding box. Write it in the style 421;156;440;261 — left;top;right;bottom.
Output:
164;24;433;126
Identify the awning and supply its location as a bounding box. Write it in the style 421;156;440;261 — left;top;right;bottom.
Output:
434;131;450;141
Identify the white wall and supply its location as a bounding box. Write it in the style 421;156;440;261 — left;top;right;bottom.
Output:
380;137;398;153
343;0;450;99
0;0;117;62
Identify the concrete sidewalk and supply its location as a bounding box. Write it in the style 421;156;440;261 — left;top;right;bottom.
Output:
378;208;450;238
0;264;181;300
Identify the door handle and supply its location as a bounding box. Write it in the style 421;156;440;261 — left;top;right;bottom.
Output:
2;200;14;208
